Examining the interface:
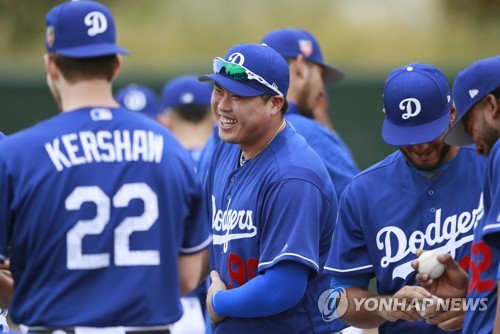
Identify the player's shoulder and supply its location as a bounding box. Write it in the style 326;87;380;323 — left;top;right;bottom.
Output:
353;150;403;180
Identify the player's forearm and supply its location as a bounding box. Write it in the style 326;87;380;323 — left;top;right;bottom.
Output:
178;248;209;295
341;287;389;328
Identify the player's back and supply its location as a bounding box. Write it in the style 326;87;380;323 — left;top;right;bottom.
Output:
0;107;207;327
284;102;359;199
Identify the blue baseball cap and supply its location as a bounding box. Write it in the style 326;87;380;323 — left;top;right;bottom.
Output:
162;75;212;110
382;63;451;146
115;84;160;118
445;56;500;146
45;0;129;58
199;43;289;97
261;28;345;86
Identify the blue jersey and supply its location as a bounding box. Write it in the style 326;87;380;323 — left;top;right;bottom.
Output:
0;107;211;327
285;102;359;199
465;141;500;333
205;122;345;333
324;147;486;334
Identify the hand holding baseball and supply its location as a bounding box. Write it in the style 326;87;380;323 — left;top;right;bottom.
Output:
417;250;445;279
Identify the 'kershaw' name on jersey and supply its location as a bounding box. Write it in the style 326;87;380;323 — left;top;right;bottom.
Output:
211;195;257;253
45;130;164;171
377;194;483;279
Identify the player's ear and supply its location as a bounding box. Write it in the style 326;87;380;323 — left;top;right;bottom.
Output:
270;95;284;114
449;104;457;124
111;55;122;81
485;94;500;119
44;54;60;81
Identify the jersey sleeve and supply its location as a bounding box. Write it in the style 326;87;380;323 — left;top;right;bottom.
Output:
323;182;375;276
481;144;500;249
179;158;211;255
0;157;10;263
258;179;335;275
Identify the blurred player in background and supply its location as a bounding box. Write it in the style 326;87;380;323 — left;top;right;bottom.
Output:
160;75;214;164
323;63;486;333
159;75;214;334
115;83;161;119
0;0;210;332
414;55;500;333
201;42;346;333
261;28;358;199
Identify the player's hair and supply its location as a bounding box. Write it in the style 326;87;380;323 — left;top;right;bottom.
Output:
490;86;500;100
48;53;117;83
261;94;288;115
172;105;211;123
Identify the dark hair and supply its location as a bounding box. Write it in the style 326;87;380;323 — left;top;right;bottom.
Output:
261;94;288;115
49;53;117;83
490;86;500;99
173;104;211;123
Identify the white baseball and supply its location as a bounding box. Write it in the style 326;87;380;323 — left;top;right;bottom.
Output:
417;250;445;279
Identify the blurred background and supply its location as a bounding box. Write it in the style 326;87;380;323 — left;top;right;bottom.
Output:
0;0;499;170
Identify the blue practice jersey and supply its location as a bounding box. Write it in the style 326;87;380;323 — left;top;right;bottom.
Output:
285;102;359;200
465;141;500;333
0;107;211;327
205;122;346;333
324;147;486;334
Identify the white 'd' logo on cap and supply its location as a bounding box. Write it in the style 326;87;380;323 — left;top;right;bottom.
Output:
228;53;245;65
84;11;108;37
399;98;421;119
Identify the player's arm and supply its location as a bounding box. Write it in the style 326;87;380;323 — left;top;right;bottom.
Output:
0;261;13;309
207;260;309;325
335;273;431;328
178;248;209;296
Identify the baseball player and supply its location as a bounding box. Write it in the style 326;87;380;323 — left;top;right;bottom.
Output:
261;28;359;199
160;75;214;164
115;83;161;119
201;43;346;334
0;1;210;332
414;56;500;333
323;63;486;333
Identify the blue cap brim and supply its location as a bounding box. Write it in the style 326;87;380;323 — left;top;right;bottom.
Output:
56;44;130;58
322;63;345;86
445;119;474;146
382;110;450;146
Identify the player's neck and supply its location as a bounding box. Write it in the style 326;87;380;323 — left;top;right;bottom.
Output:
172;119;214;150
240;119;286;160
59;80;119;112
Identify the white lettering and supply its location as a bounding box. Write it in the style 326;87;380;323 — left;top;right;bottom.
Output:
376;195;483;279
44;130;164;171
211;195;257;253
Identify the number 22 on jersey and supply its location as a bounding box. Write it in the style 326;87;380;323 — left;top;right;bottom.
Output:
65;183;159;270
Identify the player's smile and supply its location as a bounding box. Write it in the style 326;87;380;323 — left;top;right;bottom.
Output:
219;115;238;128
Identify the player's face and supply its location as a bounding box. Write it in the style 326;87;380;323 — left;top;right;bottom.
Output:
463;102;498;157
297;62;324;119
400;131;452;171
211;84;280;153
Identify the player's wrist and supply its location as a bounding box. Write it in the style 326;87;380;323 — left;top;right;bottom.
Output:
211;290;221;315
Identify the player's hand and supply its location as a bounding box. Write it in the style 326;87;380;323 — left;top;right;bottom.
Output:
0;262;13;308
423;304;464;331
207;270;227;326
412;250;468;299
380;285;432;323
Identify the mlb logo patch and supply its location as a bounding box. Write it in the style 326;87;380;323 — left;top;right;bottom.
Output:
90;108;113;121
298;39;313;57
46;26;55;48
